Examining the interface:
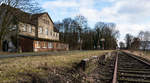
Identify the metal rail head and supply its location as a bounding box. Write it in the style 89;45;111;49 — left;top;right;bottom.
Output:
123;52;150;66
112;51;118;83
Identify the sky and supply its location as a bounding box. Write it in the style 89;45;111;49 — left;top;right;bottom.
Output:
39;0;150;42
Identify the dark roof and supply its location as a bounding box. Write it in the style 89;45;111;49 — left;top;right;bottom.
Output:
0;4;58;33
1;4;59;37
0;4;37;25
19;35;60;42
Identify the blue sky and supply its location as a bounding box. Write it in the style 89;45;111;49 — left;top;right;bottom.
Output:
39;0;150;42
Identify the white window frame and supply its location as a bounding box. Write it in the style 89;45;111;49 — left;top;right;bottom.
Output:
43;42;47;48
45;28;48;35
48;42;53;48
36;41;40;48
22;24;27;32
39;27;43;34
29;25;32;33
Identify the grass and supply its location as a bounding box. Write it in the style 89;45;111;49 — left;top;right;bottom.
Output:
124;50;150;63
0;50;112;83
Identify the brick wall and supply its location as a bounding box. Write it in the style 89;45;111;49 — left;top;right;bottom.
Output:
33;40;69;52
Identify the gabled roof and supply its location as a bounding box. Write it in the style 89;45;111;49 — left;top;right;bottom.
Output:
0;4;59;32
32;12;59;32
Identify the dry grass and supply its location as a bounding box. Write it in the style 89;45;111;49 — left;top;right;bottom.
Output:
0;50;112;83
123;50;150;61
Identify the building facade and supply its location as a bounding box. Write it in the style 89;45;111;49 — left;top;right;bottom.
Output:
18;13;69;52
1;4;69;52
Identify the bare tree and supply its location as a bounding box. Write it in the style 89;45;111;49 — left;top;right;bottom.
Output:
55;18;119;50
0;0;43;51
75;15;88;50
94;22;119;50
119;41;125;49
138;31;144;41
131;37;140;50
138;31;150;51
125;34;133;49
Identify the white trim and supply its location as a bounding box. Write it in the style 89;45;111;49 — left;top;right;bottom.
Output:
39;27;43;34
45;28;48;35
22;24;27;32
43;42;47;48
48;42;53;48
29;25;32;33
36;41;40;48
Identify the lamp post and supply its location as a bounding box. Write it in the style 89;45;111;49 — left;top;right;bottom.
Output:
101;38;105;50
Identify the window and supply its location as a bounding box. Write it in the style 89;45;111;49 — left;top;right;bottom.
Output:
55;33;57;37
39;27;43;34
49;32;51;36
36;41;40;48
50;31;53;36
22;24;27;32
45;28;48;35
29;25;32;33
48;42;53;48
54;33;56;37
42;18;50;25
43;42;47;48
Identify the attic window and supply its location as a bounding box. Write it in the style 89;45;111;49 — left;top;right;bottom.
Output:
42;18;50;25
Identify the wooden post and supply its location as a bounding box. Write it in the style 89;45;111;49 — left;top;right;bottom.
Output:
81;58;89;71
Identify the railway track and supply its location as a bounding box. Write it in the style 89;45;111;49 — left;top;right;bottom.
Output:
112;51;150;83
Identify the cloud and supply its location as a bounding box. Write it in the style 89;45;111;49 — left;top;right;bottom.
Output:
91;0;150;42
41;0;150;42
42;0;79;8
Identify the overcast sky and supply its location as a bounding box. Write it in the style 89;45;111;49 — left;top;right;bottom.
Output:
39;0;150;42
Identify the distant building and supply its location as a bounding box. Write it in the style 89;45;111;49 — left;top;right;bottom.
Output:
1;4;69;52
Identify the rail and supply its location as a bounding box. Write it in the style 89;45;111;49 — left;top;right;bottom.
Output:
112;51;118;83
123;52;150;66
112;51;150;83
